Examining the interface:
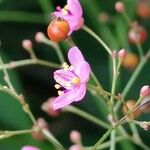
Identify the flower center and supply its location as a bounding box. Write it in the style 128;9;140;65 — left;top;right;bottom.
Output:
71;77;80;84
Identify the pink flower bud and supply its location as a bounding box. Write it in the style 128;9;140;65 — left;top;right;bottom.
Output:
70;130;81;144
41;97;60;117
140;85;150;97
115;1;125;13
32;118;48;141
21;146;40;150
69;145;82;150
22;39;32;50
35;32;45;43
118;49;127;59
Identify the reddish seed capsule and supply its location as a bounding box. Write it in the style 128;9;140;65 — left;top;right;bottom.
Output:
137;0;150;18
47;18;70;42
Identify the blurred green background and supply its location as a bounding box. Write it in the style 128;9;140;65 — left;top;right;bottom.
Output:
0;0;150;149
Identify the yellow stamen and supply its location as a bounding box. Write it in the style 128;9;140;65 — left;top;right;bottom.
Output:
71;77;80;84
62;9;68;15
62;62;69;70
58;90;64;96
54;84;61;89
64;5;69;10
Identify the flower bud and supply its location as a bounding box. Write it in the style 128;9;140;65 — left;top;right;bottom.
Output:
139;97;150;113
70;130;81;144
69;145;82;150
115;1;125;13
140;122;150;131
128;23;148;44
32;118;48;141
140;85;150;97
35;32;45;43
122;100;141;119
98;12;110;23
22;39;32;50
122;53;139;69
21;146;40;150
41;97;60;117
118;49;127;60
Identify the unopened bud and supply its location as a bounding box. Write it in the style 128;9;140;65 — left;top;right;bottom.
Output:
118;49;127;59
140;85;150;97
115;1;125;13
69;145;82;150
21;146;40;150
41;97;60;117
140;122;150;131
35;32;45;43
70;130;81;144
22;39;32;50
32;118;48;141
98;12;110;23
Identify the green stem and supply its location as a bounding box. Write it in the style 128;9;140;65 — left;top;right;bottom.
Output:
63;106;110;129
115;50;150;111
42;38;65;64
137;43;144;58
0;11;48;24
0;58;60;70
82;25;112;55
110;130;116;150
42;129;65;150
93;128;114;150
0;129;33;140
85;136;125;150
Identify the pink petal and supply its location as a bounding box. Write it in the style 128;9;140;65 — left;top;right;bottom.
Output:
21;146;40;150
67;0;83;17
54;69;76;86
75;61;91;83
53;84;86;110
68;46;84;66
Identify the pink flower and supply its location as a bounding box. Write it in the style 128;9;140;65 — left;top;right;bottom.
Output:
21;146;40;150
54;0;84;35
53;46;91;110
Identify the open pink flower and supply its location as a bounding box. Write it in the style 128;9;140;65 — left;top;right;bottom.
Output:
54;0;84;35
53;46;91;110
21;146;40;150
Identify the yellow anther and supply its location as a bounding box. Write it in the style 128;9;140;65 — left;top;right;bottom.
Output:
64;5;69;10
54;84;61;89
62;9;68;16
62;62;69;70
58;90;64;96
71;77;80;84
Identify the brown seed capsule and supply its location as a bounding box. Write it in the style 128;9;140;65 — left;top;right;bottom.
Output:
122;100;141;119
47;18;70;42
122;53;139;69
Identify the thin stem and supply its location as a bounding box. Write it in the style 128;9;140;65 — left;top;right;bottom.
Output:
115;50;150;111
42;129;65;150
0;129;33;140
0;58;60;70
42;37;65;64
0;57;15;92
93;128;114;150
82;25;112;55
63;106;111;129
137;42;144;58
110;130;116;150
